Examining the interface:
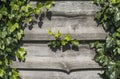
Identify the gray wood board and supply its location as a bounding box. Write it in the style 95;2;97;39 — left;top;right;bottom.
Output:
16;1;103;79
12;44;101;72
24;25;106;41
23;1;106;41
19;70;103;79
30;1;100;16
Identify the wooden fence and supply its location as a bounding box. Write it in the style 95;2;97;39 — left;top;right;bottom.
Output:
11;1;107;79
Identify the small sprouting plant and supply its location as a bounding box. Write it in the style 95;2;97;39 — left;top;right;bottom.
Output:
48;30;79;48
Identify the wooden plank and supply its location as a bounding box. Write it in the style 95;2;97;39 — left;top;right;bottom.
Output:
23;24;106;41
13;56;101;72
22;43;96;57
19;70;103;79
11;44;101;72
23;1;105;41
30;1;100;16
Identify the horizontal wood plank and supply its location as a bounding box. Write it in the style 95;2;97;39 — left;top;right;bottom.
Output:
23;23;106;41
19;70;103;79
12;44;101;72
30;1;100;16
23;1;106;41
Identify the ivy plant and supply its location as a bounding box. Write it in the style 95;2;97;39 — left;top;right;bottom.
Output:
48;30;79;49
90;0;120;79
0;0;54;79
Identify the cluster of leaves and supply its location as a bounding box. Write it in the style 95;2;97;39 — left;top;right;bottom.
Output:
48;30;79;48
0;0;54;79
91;0;120;79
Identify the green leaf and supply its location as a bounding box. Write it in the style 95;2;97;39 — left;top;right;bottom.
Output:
45;1;55;10
0;31;7;38
114;12;120;22
64;34;71;41
71;39;79;46
48;30;53;35
7;22;19;33
117;48;120;54
55;31;61;38
106;35;116;49
117;40;120;46
0;69;5;78
16;29;23;40
0;14;2;20
0;61;2;65
15;48;26;61
95;12;102;21
115;32;120;38
61;40;68;46
36;3;43;8
10;2;19;11
5;37;12;45
0;6;7;15
34;3;42;15
21;4;31;12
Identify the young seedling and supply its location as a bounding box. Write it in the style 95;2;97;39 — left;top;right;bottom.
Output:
48;30;79;49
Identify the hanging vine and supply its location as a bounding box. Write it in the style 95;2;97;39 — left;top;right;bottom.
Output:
0;0;54;79
90;0;120;79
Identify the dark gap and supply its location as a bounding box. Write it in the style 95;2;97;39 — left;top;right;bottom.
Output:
22;40;105;44
17;68;104;74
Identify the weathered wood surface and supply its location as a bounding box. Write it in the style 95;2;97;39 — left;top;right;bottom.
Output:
19;70;103;79
30;1;100;16
24;24;106;41
12;44;101;72
23;1;106;41
13;1;105;79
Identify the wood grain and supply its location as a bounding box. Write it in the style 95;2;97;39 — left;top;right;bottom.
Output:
13;1;104;79
23;1;106;41
23;25;106;41
19;70;103;79
30;1;100;16
11;44;101;73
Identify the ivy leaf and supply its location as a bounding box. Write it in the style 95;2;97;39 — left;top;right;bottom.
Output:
61;40;68;46
64;34;71;42
48;41;56;48
115;32;120;38
0;60;2;65
16;29;23;40
5;37;12;46
0;31;7;38
55;31;61;39
117;27;120;33
117;40;120;46
0;42;5;50
95;12;102;22
10;69;19;79
8;14;15;19
114;12;120;22
0;14;2;20
15;48;26;61
106;35;116;49
0;69;5;78
0;6;7;15
21;4;31;12
35;3;42;14
71;39;79;46
48;30;53;35
10;2;19;11
7;22;19;33
117;48;120;54
36;3;43;8
45;1;55;10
